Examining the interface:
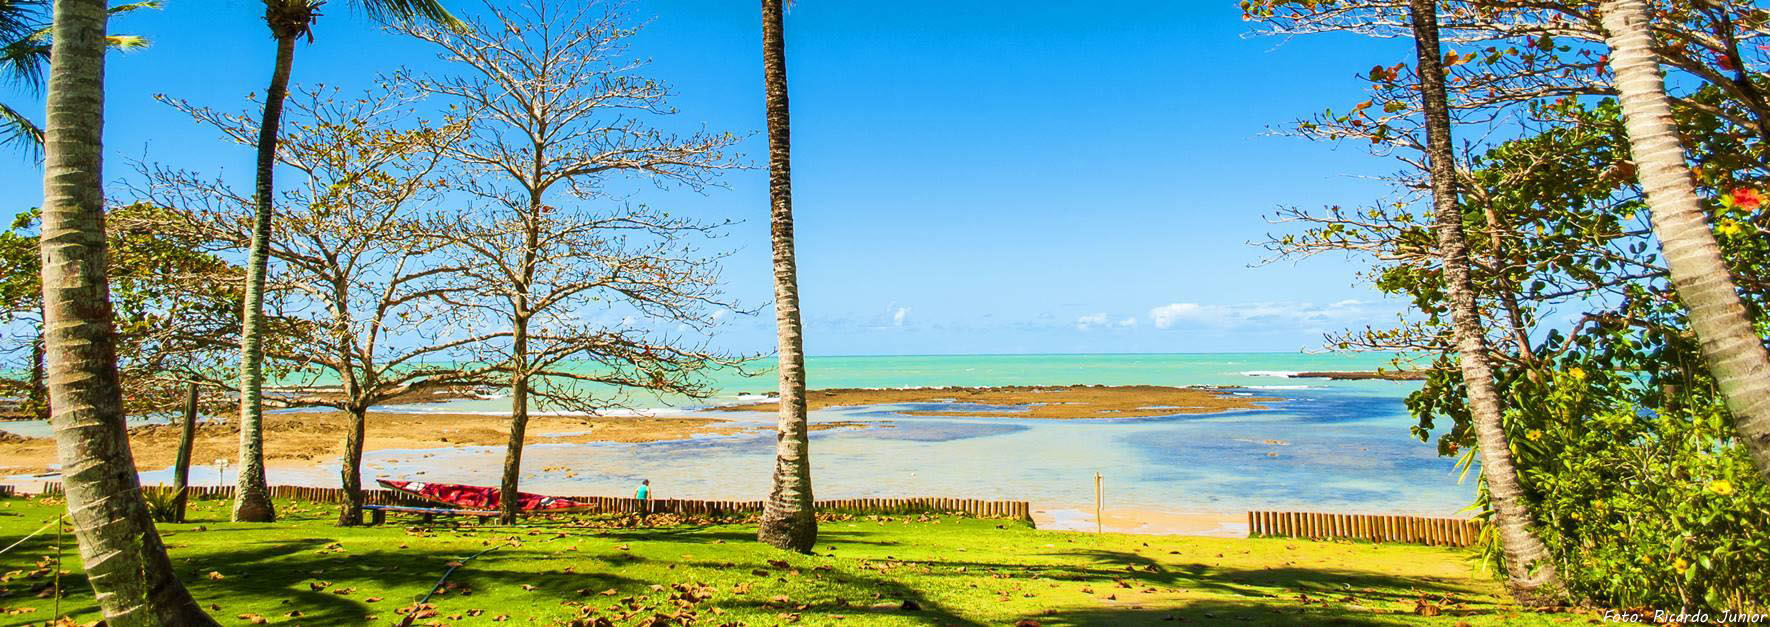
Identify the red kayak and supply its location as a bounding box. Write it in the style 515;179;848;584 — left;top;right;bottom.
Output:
377;479;591;512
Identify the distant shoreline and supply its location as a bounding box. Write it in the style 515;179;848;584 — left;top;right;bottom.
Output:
713;385;1278;419
0;384;1279;475
1289;370;1427;381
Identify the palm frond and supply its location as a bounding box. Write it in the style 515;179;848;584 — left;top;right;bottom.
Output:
0;1;48;44
354;0;464;30
0;30;46;91
107;0;164;15
105;34;149;50
0;0;48;90
100;0;161;52
2;1;157;92
0;99;44;161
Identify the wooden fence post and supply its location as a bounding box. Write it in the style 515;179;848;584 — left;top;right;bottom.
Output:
1093;472;1103;534
171;382;199;523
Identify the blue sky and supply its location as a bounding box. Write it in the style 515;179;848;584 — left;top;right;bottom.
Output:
1;0;1423;356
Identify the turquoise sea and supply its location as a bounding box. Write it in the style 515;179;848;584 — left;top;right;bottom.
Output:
11;352;1475;533
424;351;1423;411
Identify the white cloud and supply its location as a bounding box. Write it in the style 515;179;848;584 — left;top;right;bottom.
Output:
1149;300;1390;330
891;306;910;327
1149;303;1205;329
1076;313;1139;331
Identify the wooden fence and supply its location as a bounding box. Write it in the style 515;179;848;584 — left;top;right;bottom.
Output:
1247;510;1483;547
22;482;1032;520
0;484;12;498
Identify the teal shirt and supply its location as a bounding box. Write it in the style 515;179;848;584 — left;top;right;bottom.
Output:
636;485;650;500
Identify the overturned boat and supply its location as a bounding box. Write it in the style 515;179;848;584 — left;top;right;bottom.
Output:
377;479;592;512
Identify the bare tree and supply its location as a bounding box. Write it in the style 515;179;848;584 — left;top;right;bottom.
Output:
230;0;462;525
146;86;499;525
396;0;745;523
1246;0;1769;163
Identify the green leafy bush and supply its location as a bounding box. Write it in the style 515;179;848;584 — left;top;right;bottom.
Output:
142;488;184;523
1508;365;1770;612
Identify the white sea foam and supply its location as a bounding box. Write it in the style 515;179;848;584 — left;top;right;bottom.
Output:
363;406;700;418
1239;370;1300;378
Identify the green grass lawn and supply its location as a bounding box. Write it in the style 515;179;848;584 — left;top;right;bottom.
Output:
0;495;1578;626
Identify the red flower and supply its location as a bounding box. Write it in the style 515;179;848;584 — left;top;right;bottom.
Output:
1732;188;1761;211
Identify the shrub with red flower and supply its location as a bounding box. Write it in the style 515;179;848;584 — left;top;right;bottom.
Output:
1730;187;1761;211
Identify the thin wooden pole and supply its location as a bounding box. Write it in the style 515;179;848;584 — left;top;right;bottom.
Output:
171;382;199;523
1094;472;1103;534
53;514;62;620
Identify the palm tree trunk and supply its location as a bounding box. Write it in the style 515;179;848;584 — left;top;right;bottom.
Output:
232;32;297;524
1601;0;1770;480
1408;0;1563;604
755;0;816;554
337;405;367;526
38;1;215;623
499;318;529;525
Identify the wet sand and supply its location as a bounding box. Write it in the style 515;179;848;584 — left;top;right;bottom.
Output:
0;411;747;474
1035;507;1248;537
0;410;889;475
715;385;1275;419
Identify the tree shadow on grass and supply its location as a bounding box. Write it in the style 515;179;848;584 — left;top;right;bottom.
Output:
819;547;1516;625
1050;548;1492;602
6;499;1517;625
580;527;905;549
1028;600;1417;626
161;524;641;624
0;512;103;626
667;557;988;627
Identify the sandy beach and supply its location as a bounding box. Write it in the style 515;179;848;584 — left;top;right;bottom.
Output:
0;410;748;475
1033;506;1248;537
0;384;1264;475
0;372;1464;537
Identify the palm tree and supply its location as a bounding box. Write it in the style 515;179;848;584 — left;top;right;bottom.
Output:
37;0;215;623
1407;0;1564;604
1599;0;1770;480
232;0;459;522
755;0;816;553
1;0;154;159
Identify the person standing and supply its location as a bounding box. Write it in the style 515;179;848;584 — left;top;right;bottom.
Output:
636;479;651;514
